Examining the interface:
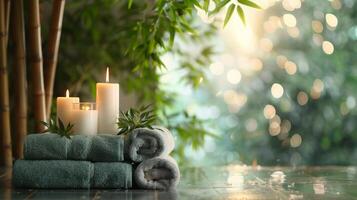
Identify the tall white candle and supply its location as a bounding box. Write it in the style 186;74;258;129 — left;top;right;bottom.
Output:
56;90;79;126
96;68;119;134
72;103;98;135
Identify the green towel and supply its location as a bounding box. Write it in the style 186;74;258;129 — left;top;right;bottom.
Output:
24;133;70;160
13;160;133;189
13;160;93;189
88;135;124;162
24;133;124;162
92;162;132;189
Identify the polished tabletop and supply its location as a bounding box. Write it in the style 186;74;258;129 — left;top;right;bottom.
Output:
1;165;356;200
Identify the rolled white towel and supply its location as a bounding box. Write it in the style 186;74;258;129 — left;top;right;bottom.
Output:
134;156;180;190
126;126;174;162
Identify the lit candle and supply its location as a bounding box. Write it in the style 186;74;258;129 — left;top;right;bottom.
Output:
72;102;98;135
56;90;79;126
96;67;120;134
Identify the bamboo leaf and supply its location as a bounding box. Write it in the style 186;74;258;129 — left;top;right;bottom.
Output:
128;0;133;9
224;4;235;27
237;0;261;9
209;0;230;16
203;0;210;12
236;5;246;25
192;0;202;9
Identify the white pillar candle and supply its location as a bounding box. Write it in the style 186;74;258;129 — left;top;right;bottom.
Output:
56;89;79;126
96;67;119;134
72;103;98;135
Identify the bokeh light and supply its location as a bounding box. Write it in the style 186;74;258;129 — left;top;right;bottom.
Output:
283;14;297;27
290;134;302;148
263;104;276;119
227;69;242;85
322;41;334;54
260;38;274;52
271;83;284;98
297;91;308;105
325;13;338;28
209;62;224;75
284;61;297;75
311;20;323;33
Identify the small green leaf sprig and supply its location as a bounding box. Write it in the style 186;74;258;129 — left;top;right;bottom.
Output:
40;118;74;139
117;105;156;135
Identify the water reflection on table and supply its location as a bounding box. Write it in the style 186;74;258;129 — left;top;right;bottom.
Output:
1;165;356;199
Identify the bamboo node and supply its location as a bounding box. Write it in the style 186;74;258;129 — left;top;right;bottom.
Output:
0;105;10;112
0;67;8;74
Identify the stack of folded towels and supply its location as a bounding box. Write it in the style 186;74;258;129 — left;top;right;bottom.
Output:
13;126;180;190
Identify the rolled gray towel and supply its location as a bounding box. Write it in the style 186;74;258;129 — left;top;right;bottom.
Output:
134;156;180;190
126;126;175;162
24;133;124;162
13;160;93;189
93;162;132;189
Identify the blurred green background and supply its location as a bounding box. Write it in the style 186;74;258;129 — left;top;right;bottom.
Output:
25;0;357;166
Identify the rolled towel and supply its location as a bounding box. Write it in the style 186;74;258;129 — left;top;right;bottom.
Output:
24;133;69;160
24;133;124;162
126;126;174;162
13;160;93;189
134;156;180;190
93;162;132;189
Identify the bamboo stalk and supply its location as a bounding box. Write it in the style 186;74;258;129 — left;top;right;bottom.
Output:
44;0;66;119
28;0;47;132
4;0;10;47
12;0;28;159
0;0;13;167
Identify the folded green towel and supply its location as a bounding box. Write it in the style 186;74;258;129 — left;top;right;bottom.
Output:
24;133;124;162
88;135;124;162
13;160;93;189
93;162;132;189
24;133;69;160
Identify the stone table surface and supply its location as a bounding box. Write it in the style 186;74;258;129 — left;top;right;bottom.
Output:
1;165;357;200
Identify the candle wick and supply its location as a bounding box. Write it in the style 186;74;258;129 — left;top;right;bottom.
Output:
106;67;109;83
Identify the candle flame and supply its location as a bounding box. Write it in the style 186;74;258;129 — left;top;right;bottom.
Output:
106;67;109;83
82;105;90;110
66;89;69;98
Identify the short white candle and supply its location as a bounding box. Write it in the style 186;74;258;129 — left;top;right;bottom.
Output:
72;103;98;135
96;67;119;134
56;89;79;126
